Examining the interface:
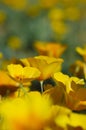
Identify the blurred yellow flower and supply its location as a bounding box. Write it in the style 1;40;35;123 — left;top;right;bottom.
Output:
7;64;41;83
48;8;64;21
55;105;86;130
0;70;19;96
70;60;86;79
27;55;63;80
8;36;22;50
34;42;67;58
0;52;3;59
69;112;86;129
51;21;68;35
0;91;52;130
40;0;58;9
55;106;71;129
2;0;27;11
0;10;6;24
65;7;80;21
1;90;86;130
78;0;86;4
0;97;30;130
76;45;86;61
69;60;84;78
26;5;41;17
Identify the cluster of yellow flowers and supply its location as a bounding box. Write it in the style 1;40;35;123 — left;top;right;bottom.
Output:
0;42;86;130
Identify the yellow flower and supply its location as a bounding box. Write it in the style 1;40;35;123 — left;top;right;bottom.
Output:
79;0;86;3
2;0;27;11
65;7;80;21
8;36;22;50
69;60;85;78
40;0;58;9
51;21;68;35
70;87;86;111
1;91;86;130
53;72;86;111
76;45;86;61
0;92;52;130
69;112;86;129
55;106;71;129
55;105;86;130
53;72;84;93
0;10;6;24
0;52;3;59
76;46;86;55
43;85;67;106
70;59;86;79
26;5;41;17
7;64;41;83
26;55;63;80
20;58;30;66
48;8;64;21
0;70;19;96
0;97;30;130
34;41;67;58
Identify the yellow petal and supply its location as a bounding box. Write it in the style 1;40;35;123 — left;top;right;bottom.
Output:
53;72;69;85
70;113;86;129
7;64;41;82
76;47;86;56
28;56;63;80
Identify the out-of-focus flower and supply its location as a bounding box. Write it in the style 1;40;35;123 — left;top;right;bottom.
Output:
0;10;6;24
69;112;86;129
79;0;86;4
1;91;86;130
0;70;19;96
34;42;67;58
48;7;68;38
2;0;27;11
7;64;41;83
55;106;71;129
0;52;3;59
69;60;86;79
55;105;86;130
51;21;68;36
76;45;86;62
65;7;80;21
25;55;64;80
26;5;41;17
39;0;58;9
0;91;53;130
48;8;64;21
0;97;31;130
0;59;11;70
7;36;22;50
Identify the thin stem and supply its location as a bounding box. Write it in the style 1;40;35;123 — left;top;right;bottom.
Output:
40;80;44;93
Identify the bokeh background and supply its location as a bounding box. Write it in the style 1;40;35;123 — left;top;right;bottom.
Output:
0;0;86;73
